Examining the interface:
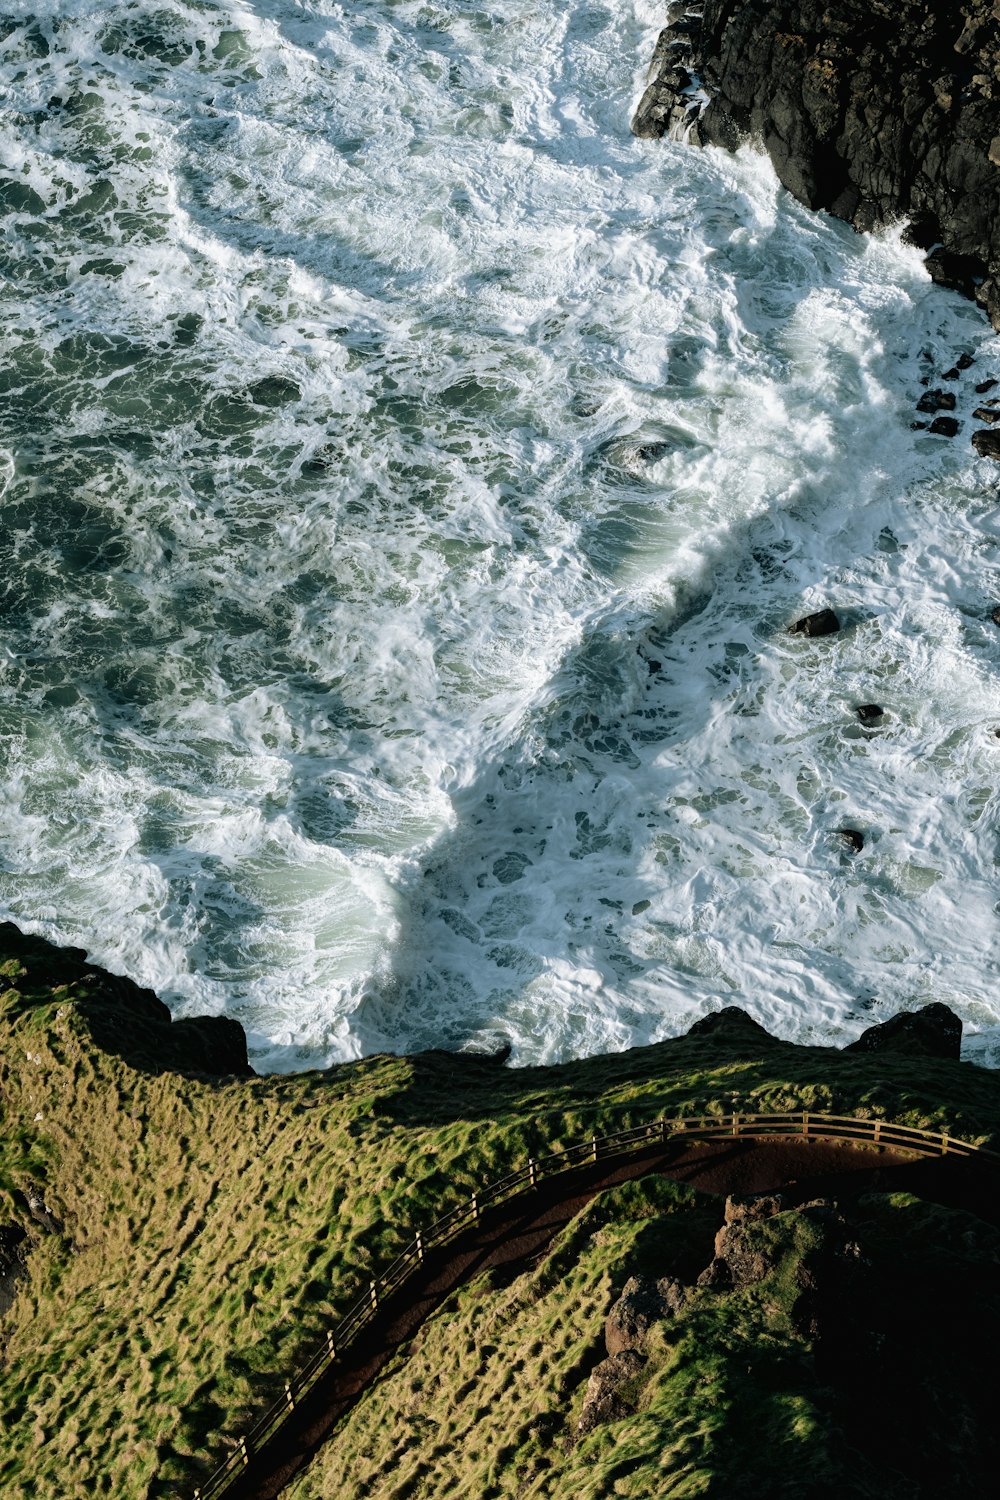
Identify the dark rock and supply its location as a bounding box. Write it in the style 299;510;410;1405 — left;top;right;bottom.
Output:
975;378;998;394
636;2;1000;332
957;353;976;371
844;1001;962;1060
855;703;884;725
577;1350;647;1433
991;606;1000;627
0;922;255;1078
605;1275;687;1356
928;416;960;436
973;428;1000;460
790;608;840;637
910;422;927;431
972;406;1000;423
837;829;865;854
685;1006;774;1045
942;368;962;381
723;1192;785;1226
916;389;957;414
0;1226;27;1319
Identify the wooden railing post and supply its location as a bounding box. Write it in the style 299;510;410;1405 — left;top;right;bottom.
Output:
238;1438;250;1468
802;1112;809;1136
415;1230;424;1262
326;1329;336;1361
591;1136;599;1163
659;1118;667;1144
472;1192;480;1222
284;1382;295;1413
874;1121;881;1145
528;1158;538;1189
369;1280;379;1311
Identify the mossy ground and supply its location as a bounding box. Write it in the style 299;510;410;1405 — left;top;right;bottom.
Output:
1;928;999;1499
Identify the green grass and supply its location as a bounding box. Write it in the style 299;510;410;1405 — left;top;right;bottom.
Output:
0;924;998;1497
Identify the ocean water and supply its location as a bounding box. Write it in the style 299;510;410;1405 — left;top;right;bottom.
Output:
1;0;1000;1071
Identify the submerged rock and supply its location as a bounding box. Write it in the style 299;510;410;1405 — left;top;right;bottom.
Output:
855;703;884;725
844;1001;962;1060
790;608;840;637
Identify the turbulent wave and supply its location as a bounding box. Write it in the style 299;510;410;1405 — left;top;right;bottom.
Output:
1;0;999;1070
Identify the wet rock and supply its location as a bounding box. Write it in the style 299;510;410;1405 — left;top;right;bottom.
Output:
605;1274;687;1356
916;389;957;414
942;367;962;381
837;829;865;854
790;608;840;637
844;1001;962;1060
972;406;1000;423
928;416;960;437
957;353;977;371
973;428;1000;460
685;1006;774;1045
577;1350;647;1433
637;3;1000;331
975;378;998;394
991;605;1000;627
855;703;884;725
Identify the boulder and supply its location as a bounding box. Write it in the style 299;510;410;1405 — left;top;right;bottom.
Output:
577;1350;647;1433
844;1002;962;1060
790;608;840;637
975;378;998;394
855;703;884;725
972;406;1000;424
973;429;1000;460
929;417;960;436
605;1274;687;1356
917;390;957;414
837;829;865;854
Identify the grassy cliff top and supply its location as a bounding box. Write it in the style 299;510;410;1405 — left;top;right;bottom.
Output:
1;923;998;1498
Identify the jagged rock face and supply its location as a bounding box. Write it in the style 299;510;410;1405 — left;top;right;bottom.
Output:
634;0;1000;329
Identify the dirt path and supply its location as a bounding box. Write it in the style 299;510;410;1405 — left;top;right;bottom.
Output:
207;1136;1000;1500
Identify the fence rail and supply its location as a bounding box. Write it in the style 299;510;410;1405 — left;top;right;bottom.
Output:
191;1110;999;1498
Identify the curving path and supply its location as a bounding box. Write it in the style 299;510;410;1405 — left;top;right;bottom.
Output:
199;1130;1000;1500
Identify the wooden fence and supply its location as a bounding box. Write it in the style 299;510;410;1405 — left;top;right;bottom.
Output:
191;1110;999;1498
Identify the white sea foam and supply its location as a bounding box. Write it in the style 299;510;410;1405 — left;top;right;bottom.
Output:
0;0;999;1069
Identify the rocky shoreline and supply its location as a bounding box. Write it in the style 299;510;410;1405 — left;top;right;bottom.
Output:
634;2;1000;331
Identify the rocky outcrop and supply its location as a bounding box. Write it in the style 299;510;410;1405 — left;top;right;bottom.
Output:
605;1274;687;1356
577;1349;647;1433
634;1;1000;329
844;1001;963;1060
685;1005;775;1045
0;922;254;1078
